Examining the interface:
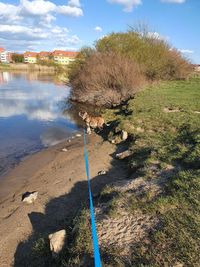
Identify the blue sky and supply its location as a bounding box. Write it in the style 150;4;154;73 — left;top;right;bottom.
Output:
0;0;199;63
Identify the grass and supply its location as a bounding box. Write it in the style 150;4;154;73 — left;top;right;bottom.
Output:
102;77;200;266
31;77;200;266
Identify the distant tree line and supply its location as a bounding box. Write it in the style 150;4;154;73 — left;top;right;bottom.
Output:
11;53;24;63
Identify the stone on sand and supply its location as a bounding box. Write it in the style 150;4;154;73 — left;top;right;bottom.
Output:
98;170;107;175
121;130;128;141
49;230;66;258
22;191;38;204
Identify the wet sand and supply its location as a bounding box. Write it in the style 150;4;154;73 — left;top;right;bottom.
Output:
0;133;126;267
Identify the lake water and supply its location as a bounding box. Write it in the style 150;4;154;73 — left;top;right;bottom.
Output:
0;71;80;176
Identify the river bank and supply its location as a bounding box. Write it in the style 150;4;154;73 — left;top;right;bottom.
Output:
0;63;69;73
0;133;124;267
0;77;199;267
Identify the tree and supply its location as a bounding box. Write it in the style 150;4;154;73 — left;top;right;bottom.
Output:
12;53;24;63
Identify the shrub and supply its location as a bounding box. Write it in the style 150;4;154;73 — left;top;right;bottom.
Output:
69;52;146;107
96;31;192;80
69;28;192;107
11;53;24;63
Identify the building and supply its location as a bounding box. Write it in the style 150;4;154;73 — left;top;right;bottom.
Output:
38;51;51;61
0;47;11;63
24;52;38;64
194;64;200;72
52;50;78;65
23;50;78;64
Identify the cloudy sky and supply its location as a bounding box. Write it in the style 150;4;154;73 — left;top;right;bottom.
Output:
0;0;199;63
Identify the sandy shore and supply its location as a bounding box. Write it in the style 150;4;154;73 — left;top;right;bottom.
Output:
0;133;126;267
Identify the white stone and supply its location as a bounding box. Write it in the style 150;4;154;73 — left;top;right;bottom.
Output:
116;150;133;159
62;148;68;152
49;230;66;258
121;130;128;141
98;170;107;175
22;191;38;204
76;133;82;137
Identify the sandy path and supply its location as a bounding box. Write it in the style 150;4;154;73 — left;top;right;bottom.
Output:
0;134;126;267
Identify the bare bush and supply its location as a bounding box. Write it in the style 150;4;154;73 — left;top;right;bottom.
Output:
96;32;192;81
69;52;146;107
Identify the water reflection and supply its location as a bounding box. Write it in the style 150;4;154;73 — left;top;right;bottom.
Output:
0;72;70;121
0;72;12;84
0;71;78;176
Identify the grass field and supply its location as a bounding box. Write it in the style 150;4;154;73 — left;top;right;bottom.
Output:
32;77;200;266
102;77;200;266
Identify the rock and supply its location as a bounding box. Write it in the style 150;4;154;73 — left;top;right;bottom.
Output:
173;262;183;267
136;127;144;133
98;170;107;175
49;230;66;258
121;130;128;141
68;139;71;143
76;133;82;137
116;150;133;160
163;107;181;113
61;148;68;152
22;191;38;204
111;139;116;144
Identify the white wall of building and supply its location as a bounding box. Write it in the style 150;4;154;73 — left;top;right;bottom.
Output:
0;51;10;63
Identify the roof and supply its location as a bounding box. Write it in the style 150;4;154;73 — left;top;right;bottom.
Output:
38;51;51;57
52;50;79;57
24;51;38;57
0;47;5;53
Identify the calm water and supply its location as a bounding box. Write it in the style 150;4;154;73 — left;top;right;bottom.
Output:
0;71;79;176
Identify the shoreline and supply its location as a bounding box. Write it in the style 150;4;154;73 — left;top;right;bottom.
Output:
0;63;68;73
0;133;81;202
0;133;119;266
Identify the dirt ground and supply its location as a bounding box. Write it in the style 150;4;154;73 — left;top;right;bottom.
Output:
0;134;127;267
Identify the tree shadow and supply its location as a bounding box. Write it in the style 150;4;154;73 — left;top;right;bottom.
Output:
13;139;129;267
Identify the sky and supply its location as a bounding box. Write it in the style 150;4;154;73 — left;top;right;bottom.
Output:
0;0;199;63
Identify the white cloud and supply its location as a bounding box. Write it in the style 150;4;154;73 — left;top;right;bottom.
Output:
0;23;81;52
56;5;83;17
68;0;81;7
20;0;56;16
0;2;21;23
107;0;142;12
179;49;194;54
161;0;186;3
0;0;83;23
94;26;103;32
147;31;169;41
0;0;83;51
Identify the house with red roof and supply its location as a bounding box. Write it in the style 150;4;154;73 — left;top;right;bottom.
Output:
24;52;38;63
52;50;79;65
23;50;78;64
38;51;51;61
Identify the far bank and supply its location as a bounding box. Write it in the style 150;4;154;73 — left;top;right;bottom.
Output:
0;63;68;74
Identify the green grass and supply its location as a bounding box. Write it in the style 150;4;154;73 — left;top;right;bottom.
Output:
102;77;200;266
31;77;200;266
62;78;200;266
